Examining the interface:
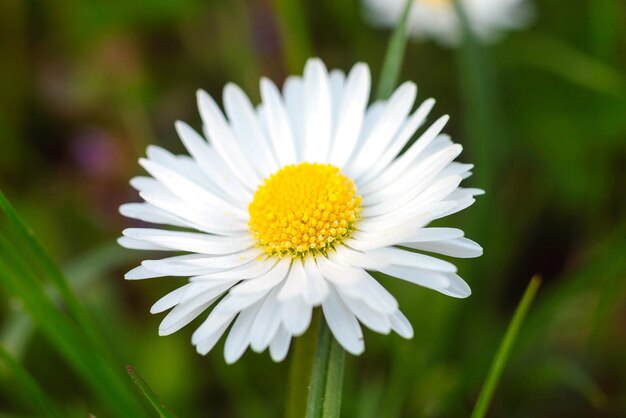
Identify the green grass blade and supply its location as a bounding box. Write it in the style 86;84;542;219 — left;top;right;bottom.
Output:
0;345;65;418
0;193;148;417
127;365;178;418
375;0;412;100
0;241;143;417
471;276;542;418
0;191;109;355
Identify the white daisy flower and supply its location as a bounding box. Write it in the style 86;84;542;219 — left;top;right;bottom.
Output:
119;58;483;364
363;0;531;46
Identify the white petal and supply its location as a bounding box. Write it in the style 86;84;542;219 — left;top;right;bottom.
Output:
282;76;305;161
277;258;307;301
125;265;162;280
122;228;253;254
158;281;234;335
366;247;457;273
402;237;483;258
302;256;329;305
195;320;232;356
389;310;413;339
138;189;246;235
403;227;465;243
224;300;264;364
228;257;291;295
361;146;462;211
377;265;470;298
441;272;472;298
347;81;417;178
139;157;248;220
302;58;332;162
223;83;279;177
192;298;237;347
249;287;283;352
141;251;259;277
182;248;264;271
321;286;364;355
117;236;168;251
259;78;298;165
192;258;276;280
357;98;435;184
175;120;251;203
328;63;371;167
328;69;346;138
336;291;391;334
119;202;191;229
269;325;292;362
378;264;449;291
359;115;450;194
150;285;189;314
197;89;261;189
281;297;312;336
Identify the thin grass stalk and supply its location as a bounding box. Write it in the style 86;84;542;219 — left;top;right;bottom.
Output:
376;0;412;100
471;276;542;418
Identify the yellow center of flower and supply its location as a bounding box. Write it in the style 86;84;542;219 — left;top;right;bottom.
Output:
248;162;361;256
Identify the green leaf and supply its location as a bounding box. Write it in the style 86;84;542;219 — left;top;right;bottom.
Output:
0;345;65;418
471;276;542;418
376;0;412;100
127;365;178;418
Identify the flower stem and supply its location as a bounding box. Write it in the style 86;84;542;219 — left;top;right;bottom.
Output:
305;315;345;418
286;312;320;418
322;333;346;418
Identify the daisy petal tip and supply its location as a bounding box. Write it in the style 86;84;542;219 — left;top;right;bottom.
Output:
173;119;187;133
269;350;288;363
195;88;209;99
124;266;154;280
224;350;243;365
305;56;325;69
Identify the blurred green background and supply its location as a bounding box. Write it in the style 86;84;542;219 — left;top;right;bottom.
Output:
1;0;625;417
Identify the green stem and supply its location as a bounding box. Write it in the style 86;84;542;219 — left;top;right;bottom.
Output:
471;276;542;418
376;0;412;100
322;336;345;418
285;312;321;418
304;316;345;418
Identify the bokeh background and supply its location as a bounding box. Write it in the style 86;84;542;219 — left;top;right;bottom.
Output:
1;0;625;417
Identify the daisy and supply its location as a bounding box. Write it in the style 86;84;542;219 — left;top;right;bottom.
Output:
363;0;531;46
119;58;482;364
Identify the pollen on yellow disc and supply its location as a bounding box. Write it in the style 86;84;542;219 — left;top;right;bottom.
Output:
248;162;362;256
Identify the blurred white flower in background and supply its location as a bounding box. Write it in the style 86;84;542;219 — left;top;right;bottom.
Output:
363;0;532;46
